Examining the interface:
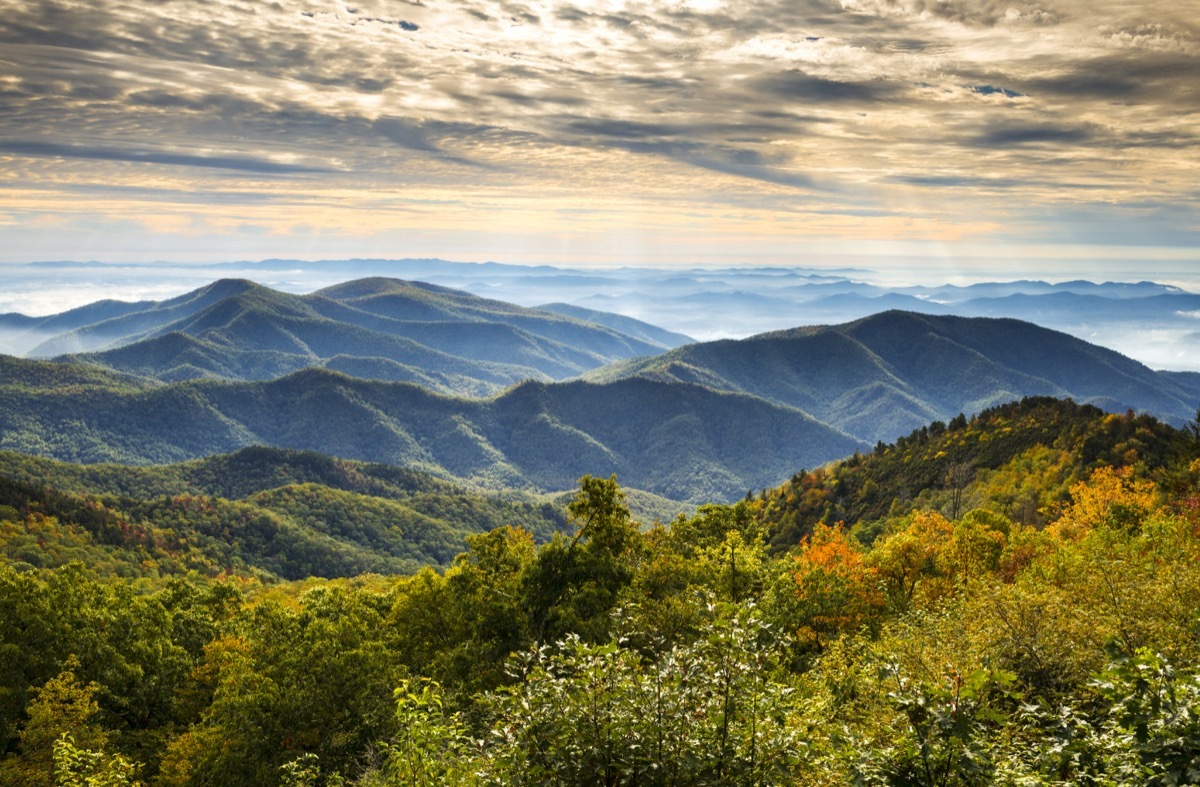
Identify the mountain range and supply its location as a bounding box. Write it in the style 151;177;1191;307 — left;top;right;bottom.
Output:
7;258;1198;372
0;355;861;504
0;278;690;395
2;277;1198;503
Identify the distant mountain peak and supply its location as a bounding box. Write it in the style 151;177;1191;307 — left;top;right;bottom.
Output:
30;277;677;392
185;278;265;300
312;277;454;300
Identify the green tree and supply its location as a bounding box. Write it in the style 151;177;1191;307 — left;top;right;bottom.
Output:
158;586;402;785
523;475;642;644
52;733;141;787
438;526;536;694
380;678;477;786
482;601;805;786
846;663;1017;786
0;664;110;787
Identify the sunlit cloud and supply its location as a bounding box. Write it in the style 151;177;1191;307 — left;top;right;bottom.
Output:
0;0;1195;266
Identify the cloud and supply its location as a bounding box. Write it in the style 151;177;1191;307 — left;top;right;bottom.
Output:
0;140;336;174
838;0;1058;27
968;124;1095;148
619;140;825;191
753;70;894;103
0;0;1194;262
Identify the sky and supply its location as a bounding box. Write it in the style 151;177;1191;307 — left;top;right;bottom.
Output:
0;0;1198;275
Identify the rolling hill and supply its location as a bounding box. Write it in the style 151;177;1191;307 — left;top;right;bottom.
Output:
0;446;568;579
587;311;1200;443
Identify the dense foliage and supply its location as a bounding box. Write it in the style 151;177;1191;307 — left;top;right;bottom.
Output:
0;447;565;580
754;397;1185;550
1;399;1199;785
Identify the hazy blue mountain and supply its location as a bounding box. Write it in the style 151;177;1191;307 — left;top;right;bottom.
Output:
311;278;663;361
16;278;681;394
801;292;949;315
1162;370;1200;404
28;279;264;356
8;258;1197;370
891;280;1186;303
587;311;1198;443
0;298;153;335
0;299;156;356
954;292;1200;322
776;281;888;300
0;357;864;503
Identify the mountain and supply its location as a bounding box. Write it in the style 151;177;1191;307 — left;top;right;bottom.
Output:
948;291;1200;321
588;311;1199;444
0;358;864;504
1163;371;1200;402
13;278;679;394
27;279;266;356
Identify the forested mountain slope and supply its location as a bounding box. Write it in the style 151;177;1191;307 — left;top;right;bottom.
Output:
0;446;566;579
750;396;1191;550
0;358;863;503
589;311;1199;443
1;405;1198;784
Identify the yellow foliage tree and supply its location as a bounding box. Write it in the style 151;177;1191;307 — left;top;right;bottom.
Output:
867;511;955;610
1050;465;1159;540
0;662;115;787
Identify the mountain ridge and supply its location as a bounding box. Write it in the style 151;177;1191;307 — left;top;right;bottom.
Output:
588;310;1198;442
10;278;684;394
3;306;1197;505
0;358;864;503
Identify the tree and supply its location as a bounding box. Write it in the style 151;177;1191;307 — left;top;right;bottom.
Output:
0;664;111;787
439;526;536;693
868;511;955;610
381;678;475;786
1051;466;1159;540
483;603;805;786
52;734;141;787
523;475;642;644
782;523;883;652
944;462;974;521
846;663;1017;787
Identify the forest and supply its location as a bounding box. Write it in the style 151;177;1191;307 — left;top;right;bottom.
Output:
1;397;1200;785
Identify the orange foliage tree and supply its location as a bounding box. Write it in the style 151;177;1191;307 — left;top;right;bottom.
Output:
788;523;883;649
